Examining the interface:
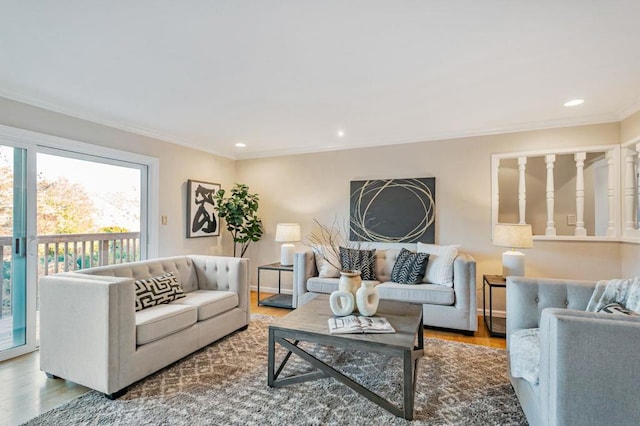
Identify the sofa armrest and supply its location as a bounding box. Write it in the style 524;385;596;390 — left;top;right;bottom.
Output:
293;250;318;308
538;308;640;425
452;253;476;310
39;273;135;394
506;276;596;347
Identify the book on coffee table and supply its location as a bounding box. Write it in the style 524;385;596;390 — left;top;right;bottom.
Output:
328;315;396;334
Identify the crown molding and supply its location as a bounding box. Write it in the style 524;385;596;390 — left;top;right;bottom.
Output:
0;89;237;160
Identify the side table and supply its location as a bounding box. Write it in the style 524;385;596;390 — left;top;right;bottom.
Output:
257;262;294;309
482;274;506;337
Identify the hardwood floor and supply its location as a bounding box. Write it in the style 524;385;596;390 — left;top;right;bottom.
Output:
0;291;505;426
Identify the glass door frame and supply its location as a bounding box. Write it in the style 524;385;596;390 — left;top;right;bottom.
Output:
0;124;159;361
0;139;38;361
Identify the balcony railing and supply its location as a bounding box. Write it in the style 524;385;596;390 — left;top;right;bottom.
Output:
1;232;141;318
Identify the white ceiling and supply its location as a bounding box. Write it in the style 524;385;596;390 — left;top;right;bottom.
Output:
1;1;639;160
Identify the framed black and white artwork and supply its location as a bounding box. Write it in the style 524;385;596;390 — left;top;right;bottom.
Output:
350;177;436;243
187;180;221;238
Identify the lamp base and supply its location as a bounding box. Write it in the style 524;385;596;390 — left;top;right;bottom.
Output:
280;243;295;266
502;250;525;277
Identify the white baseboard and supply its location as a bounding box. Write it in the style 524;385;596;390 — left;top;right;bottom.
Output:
250;285;293;295
477;308;506;318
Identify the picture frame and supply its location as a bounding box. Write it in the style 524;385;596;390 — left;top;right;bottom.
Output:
187;179;221;238
350;177;436;243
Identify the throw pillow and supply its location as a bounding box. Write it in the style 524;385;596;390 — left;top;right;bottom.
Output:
597;302;639;316
390;248;430;285
417;242;459;287
135;272;186;311
313;247;341;278
339;247;377;280
586;277;640;313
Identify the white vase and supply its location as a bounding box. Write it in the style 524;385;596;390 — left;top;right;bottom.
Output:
338;270;362;298
329;290;355;316
356;281;379;317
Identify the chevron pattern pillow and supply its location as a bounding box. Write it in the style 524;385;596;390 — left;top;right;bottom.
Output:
134;272;186;311
339;247;377;280
391;248;430;285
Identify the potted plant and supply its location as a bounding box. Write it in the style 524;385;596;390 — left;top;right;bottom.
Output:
213;183;263;257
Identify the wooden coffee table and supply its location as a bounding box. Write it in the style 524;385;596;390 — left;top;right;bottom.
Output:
267;294;424;420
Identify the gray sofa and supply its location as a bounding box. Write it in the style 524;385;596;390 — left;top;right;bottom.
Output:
39;255;249;398
506;276;640;426
294;248;477;332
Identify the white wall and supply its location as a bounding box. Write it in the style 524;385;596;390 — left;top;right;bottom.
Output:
0;96;236;257
238;122;623;312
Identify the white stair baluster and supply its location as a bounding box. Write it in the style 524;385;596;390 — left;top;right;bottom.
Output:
545;154;556;236
518;156;527;224
575;152;587;237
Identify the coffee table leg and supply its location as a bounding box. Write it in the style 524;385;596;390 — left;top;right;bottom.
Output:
403;349;415;420
267;327;275;386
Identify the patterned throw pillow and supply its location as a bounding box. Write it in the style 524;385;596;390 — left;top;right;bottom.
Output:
134;272;186;311
390;248;430;284
598;302;639;316
339;247;377;280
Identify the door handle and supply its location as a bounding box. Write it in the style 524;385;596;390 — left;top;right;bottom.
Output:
14;237;26;256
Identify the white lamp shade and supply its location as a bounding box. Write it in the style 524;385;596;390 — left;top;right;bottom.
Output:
275;223;301;242
493;223;533;249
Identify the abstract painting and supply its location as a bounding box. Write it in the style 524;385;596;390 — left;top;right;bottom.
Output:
350;177;436;243
187;180;221;238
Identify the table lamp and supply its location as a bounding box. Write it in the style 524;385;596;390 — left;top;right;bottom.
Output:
275;223;301;266
493;223;533;277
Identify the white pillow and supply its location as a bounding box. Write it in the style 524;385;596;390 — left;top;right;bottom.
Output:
417;243;459;287
314;248;340;278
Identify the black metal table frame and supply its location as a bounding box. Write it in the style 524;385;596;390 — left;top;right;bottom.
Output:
267;313;424;420
257;262;294;309
482;274;506;337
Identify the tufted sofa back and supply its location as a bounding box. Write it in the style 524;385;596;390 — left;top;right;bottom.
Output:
75;255;244;293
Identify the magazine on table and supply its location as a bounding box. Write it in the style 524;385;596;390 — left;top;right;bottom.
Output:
328;315;396;334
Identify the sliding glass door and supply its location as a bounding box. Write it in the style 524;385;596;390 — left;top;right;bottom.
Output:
0;126;156;362
0;144;36;359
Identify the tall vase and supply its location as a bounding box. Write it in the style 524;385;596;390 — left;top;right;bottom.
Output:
356;281;379;317
338;270;361;298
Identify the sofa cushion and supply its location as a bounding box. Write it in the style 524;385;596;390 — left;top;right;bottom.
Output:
135;303;197;345
307;277;380;294
374;249;400;283
376;281;454;305
178;290;239;321
390;248;430;284
313;247;341;278
134;272;185;311
417;243;459;287
339;247;377;280
509;328;540;386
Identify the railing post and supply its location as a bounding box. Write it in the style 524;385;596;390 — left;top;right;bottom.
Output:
100;240;109;266
518;156;527;224
545;154;556;236
575;152;587;237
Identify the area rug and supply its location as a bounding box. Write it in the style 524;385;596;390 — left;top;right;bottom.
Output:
24;315;527;425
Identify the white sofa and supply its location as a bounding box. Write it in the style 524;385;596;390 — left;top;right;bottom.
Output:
39;255;249;398
294;248;477;332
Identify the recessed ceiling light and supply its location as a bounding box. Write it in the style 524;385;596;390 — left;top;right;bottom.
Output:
337;130;345;138
563;99;584;107
235;142;246;148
